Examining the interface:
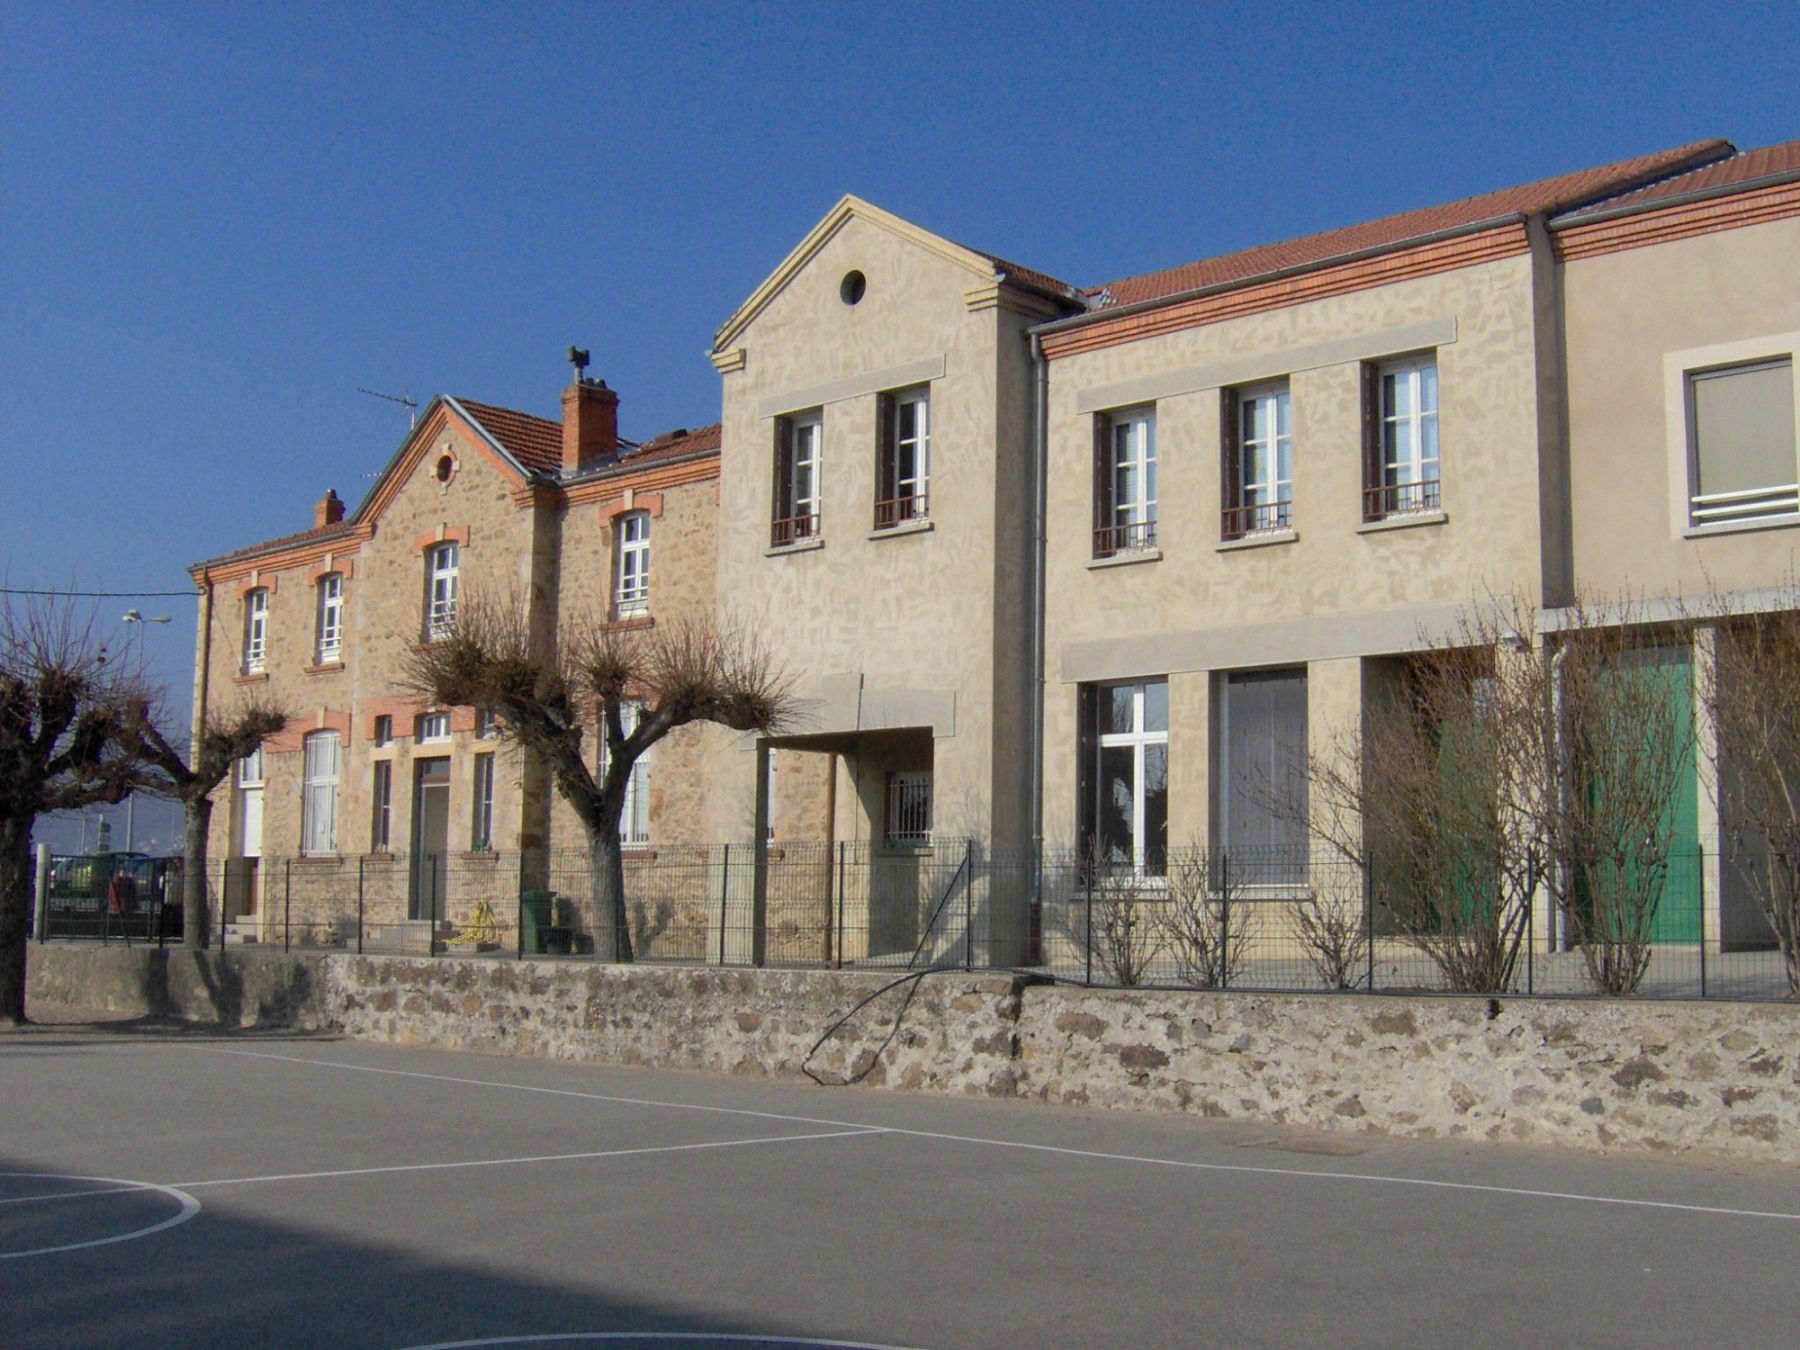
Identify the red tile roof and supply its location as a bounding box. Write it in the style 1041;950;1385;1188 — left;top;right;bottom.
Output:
972;250;1081;302
1087;139;1735;310
619;422;721;465
195;521;358;571
454;397;564;474
1555;138;1800;220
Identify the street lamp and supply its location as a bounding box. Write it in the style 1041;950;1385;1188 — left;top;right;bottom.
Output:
119;610;173;853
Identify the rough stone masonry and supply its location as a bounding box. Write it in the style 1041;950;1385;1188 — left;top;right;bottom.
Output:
23;946;1800;1165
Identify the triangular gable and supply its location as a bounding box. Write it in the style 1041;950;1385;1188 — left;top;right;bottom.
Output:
350;395;534;527
711;194;1001;355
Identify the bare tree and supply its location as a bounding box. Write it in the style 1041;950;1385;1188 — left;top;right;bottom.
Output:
406;587;792;961
1155;848;1255;988
1088;862;1161;986
1291;881;1369;991
132;697;288;949
1693;595;1800;994
0;598;150;1023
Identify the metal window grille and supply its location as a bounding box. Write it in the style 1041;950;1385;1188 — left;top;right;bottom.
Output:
886;771;933;844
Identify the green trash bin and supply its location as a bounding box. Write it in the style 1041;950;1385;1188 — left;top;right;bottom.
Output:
520;891;555;954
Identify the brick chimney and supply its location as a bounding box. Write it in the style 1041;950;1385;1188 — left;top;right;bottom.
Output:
314;488;344;529
562;376;619;475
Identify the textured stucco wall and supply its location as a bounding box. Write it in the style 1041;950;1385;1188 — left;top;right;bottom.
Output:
1562;214;1800;599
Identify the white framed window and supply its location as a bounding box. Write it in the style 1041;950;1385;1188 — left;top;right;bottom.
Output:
604;700;651;845
418;711;451;743
471;753;495;851
373;714;393;747
1374;357;1439;517
237;746;264;789
425;541;459;639
885;770;933;844
773;410;823;546
1228;384;1292;537
1096;407;1157;555
876;388;931;528
315;572;344;664
301;730;340;857
1089;680;1168;873
765;750;777;842
614;512;650;616
242;588;269;673
1686;357;1798;528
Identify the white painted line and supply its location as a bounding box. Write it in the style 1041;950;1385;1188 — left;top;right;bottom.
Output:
186;1044;1800;1224
0;1173;201;1260
171;1130;885;1192
0;1184;151;1207
398;1335;924;1350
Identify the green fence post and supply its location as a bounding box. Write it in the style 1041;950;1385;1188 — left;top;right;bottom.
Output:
284;858;292;954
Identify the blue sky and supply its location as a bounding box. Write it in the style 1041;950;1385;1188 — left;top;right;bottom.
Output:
4;0;1796;848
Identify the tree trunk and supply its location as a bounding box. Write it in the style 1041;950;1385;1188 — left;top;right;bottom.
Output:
182;795;214;950
0;817;35;1024
588;829;634;963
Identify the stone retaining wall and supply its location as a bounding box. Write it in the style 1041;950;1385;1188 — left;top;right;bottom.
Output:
23;947;1800;1163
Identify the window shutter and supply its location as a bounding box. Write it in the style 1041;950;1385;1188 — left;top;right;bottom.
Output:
1219;388;1242;539
773;417;794;521
1361;361;1383;521
1092;413;1112;555
876;392;896;520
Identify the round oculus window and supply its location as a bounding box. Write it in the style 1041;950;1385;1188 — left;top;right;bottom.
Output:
435;454;455;483
839;270;867;306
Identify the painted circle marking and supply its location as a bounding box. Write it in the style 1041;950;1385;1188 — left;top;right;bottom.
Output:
0;1172;201;1260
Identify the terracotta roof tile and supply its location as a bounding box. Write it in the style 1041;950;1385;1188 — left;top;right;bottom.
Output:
1555;138;1800;220
454;397;564;474
618;422;721;465
195;521;358;571
1089;139;1735;310
971;250;1082;303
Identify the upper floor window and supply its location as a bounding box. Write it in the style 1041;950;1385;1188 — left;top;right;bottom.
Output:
875;387;931;529
1093;407;1157;557
315;572;344;664
1222;384;1292;540
1687;357;1798;528
418;711;451;743
425;541;459;639
373;714;393;747
772;410;823;547
476;707;500;739
237;746;264;789
885;770;933;845
242;588;268;674
614;512;650;617
301;730;340;857
1365;356;1440;520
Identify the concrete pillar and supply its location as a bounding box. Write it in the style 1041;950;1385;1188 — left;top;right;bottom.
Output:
1306;657;1364;868
1167;670;1211;850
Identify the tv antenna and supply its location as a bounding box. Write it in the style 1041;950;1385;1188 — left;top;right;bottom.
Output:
357;385;419;426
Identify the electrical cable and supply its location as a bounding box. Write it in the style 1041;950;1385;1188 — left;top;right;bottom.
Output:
1;587;193;598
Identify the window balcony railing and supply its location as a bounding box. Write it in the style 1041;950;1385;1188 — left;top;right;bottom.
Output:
1221;499;1292;540
1690;482;1800;527
873;492;930;530
1093;519;1157;558
770;512;821;548
426;602;456;641
1363;478;1441;521
317;634;342;664
613;583;648;619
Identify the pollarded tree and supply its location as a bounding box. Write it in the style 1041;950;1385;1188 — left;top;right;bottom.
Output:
132;697;288;949
0;597;152;1023
406;587;792;961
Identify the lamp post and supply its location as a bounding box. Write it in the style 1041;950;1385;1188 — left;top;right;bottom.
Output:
120;610;172;853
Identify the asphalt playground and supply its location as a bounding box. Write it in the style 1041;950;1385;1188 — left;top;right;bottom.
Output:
4;1020;1799;1349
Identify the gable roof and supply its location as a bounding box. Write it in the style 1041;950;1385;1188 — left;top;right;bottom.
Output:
712;194;1079;353
454;397;563;474
1552;137;1800;224
1083;138;1735;311
619;422;722;466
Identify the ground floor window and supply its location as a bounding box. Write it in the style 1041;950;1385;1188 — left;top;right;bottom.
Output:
885;770;933;844
371;760;392;852
472;752;496;851
1220;668;1308;882
1082;679;1168;871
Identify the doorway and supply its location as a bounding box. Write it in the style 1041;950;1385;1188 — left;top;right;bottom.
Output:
411;758;450;921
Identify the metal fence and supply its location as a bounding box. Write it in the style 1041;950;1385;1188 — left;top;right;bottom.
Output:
36;843;1799;1001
